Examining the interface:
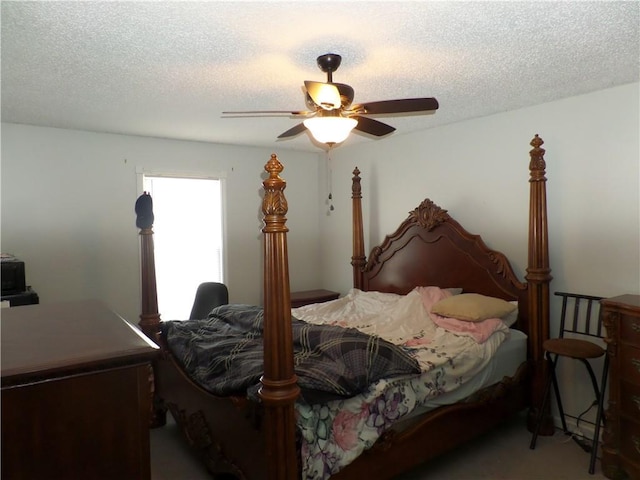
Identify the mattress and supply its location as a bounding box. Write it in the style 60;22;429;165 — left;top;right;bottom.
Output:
428;328;527;406
402;328;527;420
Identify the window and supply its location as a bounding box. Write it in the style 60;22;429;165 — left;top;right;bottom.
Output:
142;175;225;320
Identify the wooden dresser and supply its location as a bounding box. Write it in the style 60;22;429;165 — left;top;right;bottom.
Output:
1;300;159;480
601;294;640;480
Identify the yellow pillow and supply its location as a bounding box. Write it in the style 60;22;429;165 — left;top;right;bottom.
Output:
431;293;517;322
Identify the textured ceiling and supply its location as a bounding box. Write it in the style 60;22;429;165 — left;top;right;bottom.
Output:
2;1;639;153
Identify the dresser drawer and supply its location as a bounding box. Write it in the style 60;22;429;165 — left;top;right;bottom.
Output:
620;313;640;347
619;419;640;468
620;344;640;384
621;380;640;418
601;295;640;480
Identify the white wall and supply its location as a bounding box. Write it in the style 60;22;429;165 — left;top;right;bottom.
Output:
1;124;323;322
322;82;640;427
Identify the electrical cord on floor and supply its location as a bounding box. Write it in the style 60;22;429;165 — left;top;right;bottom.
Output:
570;399;599;453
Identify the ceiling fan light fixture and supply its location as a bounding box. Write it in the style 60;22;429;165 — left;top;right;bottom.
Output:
303;116;357;145
305;81;342;110
224;53;438;145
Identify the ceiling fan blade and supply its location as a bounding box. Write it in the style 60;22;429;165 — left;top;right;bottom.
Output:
222;110;310;116
304;81;341;110
352;116;396;137
277;122;307;139
352;97;439;115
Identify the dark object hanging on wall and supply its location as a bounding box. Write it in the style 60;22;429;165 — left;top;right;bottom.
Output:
135;192;155;229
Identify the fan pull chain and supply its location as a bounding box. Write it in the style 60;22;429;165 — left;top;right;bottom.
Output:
326;149;334;213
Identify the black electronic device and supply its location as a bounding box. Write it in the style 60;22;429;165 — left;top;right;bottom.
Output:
1;254;26;295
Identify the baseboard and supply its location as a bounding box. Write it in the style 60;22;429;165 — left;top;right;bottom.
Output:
552;414;600;442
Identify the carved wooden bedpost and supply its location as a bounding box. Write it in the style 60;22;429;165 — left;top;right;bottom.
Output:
259;154;300;480
351;167;366;289
135;192;166;426
524;135;554;434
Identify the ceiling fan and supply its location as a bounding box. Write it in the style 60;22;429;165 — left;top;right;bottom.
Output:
222;53;439;146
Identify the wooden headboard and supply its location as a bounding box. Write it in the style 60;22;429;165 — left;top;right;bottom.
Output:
350;178;530;328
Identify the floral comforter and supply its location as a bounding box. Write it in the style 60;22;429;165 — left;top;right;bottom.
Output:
292;287;510;479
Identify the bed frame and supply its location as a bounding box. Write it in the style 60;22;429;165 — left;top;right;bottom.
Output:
137;135;553;479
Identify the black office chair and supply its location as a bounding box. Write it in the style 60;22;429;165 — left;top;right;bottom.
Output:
530;291;608;474
189;282;229;320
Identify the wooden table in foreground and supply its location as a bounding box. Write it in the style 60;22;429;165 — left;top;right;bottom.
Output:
1;300;159;480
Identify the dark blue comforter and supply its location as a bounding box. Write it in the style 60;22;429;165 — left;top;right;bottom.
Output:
162;304;420;398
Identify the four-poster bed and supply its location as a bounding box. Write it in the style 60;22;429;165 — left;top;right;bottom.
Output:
136;135;552;479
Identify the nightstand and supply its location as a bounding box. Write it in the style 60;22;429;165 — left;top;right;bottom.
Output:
291;289;339;308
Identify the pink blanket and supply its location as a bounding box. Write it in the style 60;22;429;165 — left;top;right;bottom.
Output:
415;286;505;343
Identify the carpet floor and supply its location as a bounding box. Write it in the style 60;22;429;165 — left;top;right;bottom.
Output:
150;412;606;479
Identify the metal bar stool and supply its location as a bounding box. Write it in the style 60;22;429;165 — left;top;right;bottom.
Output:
530;291;609;475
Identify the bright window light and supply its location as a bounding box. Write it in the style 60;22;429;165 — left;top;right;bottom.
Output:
143;176;224;320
